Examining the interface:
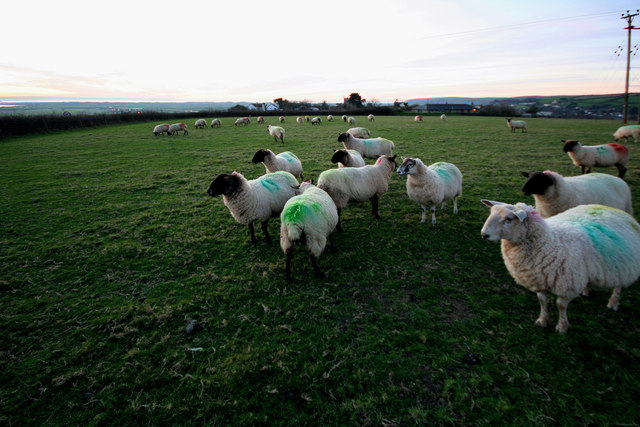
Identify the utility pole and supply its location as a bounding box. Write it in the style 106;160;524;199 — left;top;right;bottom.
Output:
621;10;639;124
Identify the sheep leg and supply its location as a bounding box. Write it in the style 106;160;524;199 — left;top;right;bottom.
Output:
310;254;324;278
336;209;343;233
248;223;258;244
607;287;622;311
586;167;592;174
555;296;571;333
441;201;447;210
261;221;272;243
328;234;337;252
370;195;380;219
420;205;427;223
535;292;549;328
616;164;627;179
581;165;586;174
285;247;293;282
453;196;459;215
431;204;437;225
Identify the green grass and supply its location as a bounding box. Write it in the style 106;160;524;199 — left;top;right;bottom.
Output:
1;116;640;425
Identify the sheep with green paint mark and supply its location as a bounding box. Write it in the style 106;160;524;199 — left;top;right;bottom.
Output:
481;201;640;333
397;157;462;224
338;132;394;159
280;181;339;281
252;148;303;179
206;171;300;244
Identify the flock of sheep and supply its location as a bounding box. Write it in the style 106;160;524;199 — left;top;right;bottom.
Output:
158;115;640;333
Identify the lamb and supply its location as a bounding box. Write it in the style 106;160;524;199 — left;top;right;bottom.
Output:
330;149;365;168
210;119;222;128
440;114;447;121
368;114;375;121
506;118;527;133
206;171;300;244
195;119;207;129
257;116;265;124
317;155;397;231
311;117;322;125
296;117;304;124
327;115;334;122
153;124;171;136
562;139;629;178
280;180;339;281
338;132;394;158
267;124;285;144
252;148;303;179
521;170;633;217
613;125;640;143
414;115;423;122
397;157;463;224
346;127;370;138
234;117;250;126
480;200;640;333
279;116;285;123
169;123;188;135
347;116;356;124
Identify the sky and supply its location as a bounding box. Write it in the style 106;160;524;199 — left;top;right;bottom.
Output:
1;0;639;103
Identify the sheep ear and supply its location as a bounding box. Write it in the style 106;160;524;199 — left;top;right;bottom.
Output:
561;140;566;143
521;171;530;178
514;209;528;222
481;199;504;208
333;149;337;152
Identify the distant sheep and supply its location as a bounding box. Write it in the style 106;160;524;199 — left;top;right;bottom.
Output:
562;139;629;178
252;148;303;179
267;125;285;143
342;115;348;122
481;200;640;333
330;149;365;168
346;127;371;138
327;115;334;122
169;123;188;135
257;116;265;124
440;114;447;121
234;117;250;126
195;119;207;129
368;114;375;121
414;115;423;122
279;116;285;123
296;117;304;124
506;118;527;133
311;117;322;125
613;125;640;143
347;116;356;124
338;132;394;158
153;124;171;136
211;119;222;128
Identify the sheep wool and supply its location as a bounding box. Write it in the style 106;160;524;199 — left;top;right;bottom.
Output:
613;125;640;143
169;123;188;135
481;201;640;333
346;127;371;138
153;124;171;136
252;149;303;179
338;132;394;158
562;139;629;178
210;119;222;128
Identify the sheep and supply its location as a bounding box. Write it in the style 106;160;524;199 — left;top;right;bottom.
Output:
169;123;188;135
252;148;303;179
562;139;629;178
342;115;348;122
521;170;633;218
311;117;322;125
330;149;365;168
280;180;339;281
206;170;299;244
296;117;304;124
368;114;375;121
440;114;447;121
267;124;285;144
210;119;222;128
397;157;463;224
257;116;265;124
317;155;397;232
327;115;334;122
279;116;285;123
234;117;250;126
480;200;640;333
338;132;394;159
414;115;423;122
506;118;527;133
347;116;356;124
346;127;370;138
195;119;207;129
613;125;640;143
153;124;171;136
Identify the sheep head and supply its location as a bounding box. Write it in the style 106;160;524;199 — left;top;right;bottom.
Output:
562;140;581;153
521;171;555;196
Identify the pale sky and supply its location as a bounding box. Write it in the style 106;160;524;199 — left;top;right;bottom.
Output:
2;0;639;103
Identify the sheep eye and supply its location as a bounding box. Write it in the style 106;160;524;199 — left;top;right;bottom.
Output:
504;216;514;223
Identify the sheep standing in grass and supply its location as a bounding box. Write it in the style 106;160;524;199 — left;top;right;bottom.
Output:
441;114;447;121
414;115;423;122
318;155;397;231
347;116;356;124
338;132;394;158
397;157;462;224
506;118;527;133
206;171;299;244
234;117;250;126
252;148;303;179
346;127;370;138
153;124;171;136
521;170;633;217
342;115;348;122
169;123;188;135
279;116;285;123
195;119;207;129
311;117;322;125
257;116;265;124
296;117;304;124
210;119;222;128
562;139;629;178
481;200;640;333
267;124;285;144
280;180;339;281
613;125;640;143
331;149;365;168
327;115;334;122
368;114;375;121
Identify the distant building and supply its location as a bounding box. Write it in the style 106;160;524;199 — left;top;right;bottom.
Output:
410;103;474;113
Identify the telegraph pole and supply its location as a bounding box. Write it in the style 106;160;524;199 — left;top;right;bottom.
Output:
621;10;638;124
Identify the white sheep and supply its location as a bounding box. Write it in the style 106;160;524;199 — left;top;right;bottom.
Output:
347;116;356;124
311;117;322;125
296;117;304;124
346;127;371;138
257;116;265;124
267;124;285;143
506;118;527;133
210;119;222;128
234;117;250;126
327;115;334;122
562;139;629;178
252;148;303;179
521;170;633;217
330;149;365;168
414;115;423;122
153;124;171;136
317;155;397;231
342;115;348;122
194;119;207;129
397;157;463;224
207;171;300;244
440;114;447;121
280;180;339;281
279;116;285;123
169;123;188;135
481;200;640;333
368;114;375;121
338;132;394;158
613;125;640;143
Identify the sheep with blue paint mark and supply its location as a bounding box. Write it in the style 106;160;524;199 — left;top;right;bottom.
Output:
481;201;640;333
280;180;339;281
338;132;394;159
331;149;365;168
252;148;303;179
206;171;300;244
562;139;629;178
397;157;463;224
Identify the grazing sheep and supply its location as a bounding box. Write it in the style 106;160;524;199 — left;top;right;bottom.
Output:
257;116;265;124
347;116;356;124
267;124;285;144
562;139;629;178
521;170;633;217
279;116;285;123
169;123;188;135
330;149;365;168
440;114;447;121
296;117;304;124
234;117;250;126
327;115;334;122
338;132;394;158
342;115;348;122
346;127;371;138
506;118;527;133
206;171;299;244
318;155;397;231
414;115;423;122
195;119;207;129
252;148;303;179
480;200;640;333
368;114;375;121
153;124;171;136
210;119;222;128
311;117;322;125
397;157;463;224
280;180;339;281
613;125;640;143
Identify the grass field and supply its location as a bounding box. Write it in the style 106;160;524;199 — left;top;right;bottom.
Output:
1;116;640;425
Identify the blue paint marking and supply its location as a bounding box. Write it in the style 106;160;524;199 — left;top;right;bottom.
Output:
260;179;280;193
570;207;627;264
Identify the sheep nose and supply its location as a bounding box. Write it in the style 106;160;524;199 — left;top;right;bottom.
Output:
206;188;214;196
481;233;490;240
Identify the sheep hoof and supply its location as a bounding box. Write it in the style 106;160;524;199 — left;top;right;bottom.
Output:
555;323;569;334
606;302;619;311
534;317;548;328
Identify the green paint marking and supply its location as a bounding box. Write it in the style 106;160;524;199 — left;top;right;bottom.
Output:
570;207;628;264
260;179;280;193
596;146;609;155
